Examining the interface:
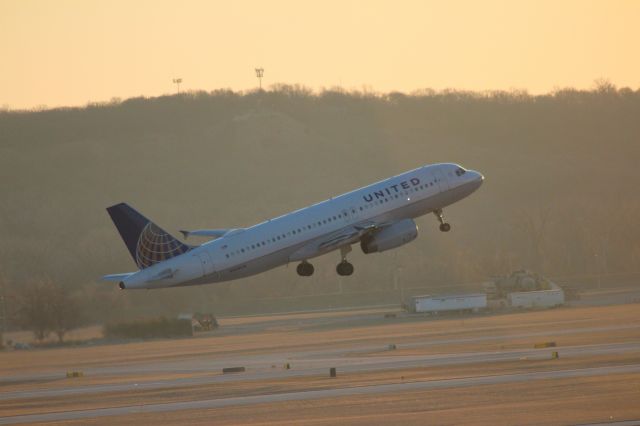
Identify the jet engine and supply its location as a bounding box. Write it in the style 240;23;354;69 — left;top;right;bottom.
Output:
360;219;418;254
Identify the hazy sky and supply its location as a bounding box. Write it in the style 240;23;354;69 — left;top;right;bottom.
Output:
1;0;639;109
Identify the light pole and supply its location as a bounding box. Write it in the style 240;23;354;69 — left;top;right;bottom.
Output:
0;278;6;349
172;78;182;94
255;68;264;90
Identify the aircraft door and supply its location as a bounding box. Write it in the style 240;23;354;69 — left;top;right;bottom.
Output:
432;168;450;192
196;250;216;277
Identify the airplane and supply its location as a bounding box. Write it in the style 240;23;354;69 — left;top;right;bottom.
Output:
102;163;483;289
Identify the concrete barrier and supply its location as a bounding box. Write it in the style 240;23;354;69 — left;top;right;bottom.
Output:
330;367;336;377
534;341;557;348
66;371;84;378
551;351;559;359
222;367;246;374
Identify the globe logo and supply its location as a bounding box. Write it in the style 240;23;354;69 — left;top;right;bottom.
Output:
135;223;190;269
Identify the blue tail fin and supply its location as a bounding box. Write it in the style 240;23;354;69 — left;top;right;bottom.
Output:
106;203;191;269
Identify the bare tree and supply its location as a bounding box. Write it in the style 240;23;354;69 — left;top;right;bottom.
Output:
16;280;54;342
512;207;551;273
15;279;82;343
49;288;82;343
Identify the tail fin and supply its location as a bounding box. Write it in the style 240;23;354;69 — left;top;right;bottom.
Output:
106;203;192;269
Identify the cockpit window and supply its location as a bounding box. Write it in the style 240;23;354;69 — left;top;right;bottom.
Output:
455;167;466;176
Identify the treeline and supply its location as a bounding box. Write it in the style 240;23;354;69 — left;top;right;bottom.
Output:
1;81;639;325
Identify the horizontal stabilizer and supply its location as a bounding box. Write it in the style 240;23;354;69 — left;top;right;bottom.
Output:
101;273;134;282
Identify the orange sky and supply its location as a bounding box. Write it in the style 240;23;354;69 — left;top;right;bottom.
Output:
1;0;639;109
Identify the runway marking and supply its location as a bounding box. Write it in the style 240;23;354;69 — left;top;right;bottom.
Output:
1;364;640;425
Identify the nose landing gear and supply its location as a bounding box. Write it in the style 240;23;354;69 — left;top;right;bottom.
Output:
434;209;451;232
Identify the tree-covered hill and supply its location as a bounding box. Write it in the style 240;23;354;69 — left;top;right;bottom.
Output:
1;84;639;320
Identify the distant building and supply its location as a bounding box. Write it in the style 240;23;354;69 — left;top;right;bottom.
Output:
407;293;487;314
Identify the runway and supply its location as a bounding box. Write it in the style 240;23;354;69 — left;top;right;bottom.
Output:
3;322;638;392
2;363;639;425
2;337;639;403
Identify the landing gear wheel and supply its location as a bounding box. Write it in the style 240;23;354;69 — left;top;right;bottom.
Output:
439;223;451;232
434;209;451;232
336;261;354;276
297;261;314;277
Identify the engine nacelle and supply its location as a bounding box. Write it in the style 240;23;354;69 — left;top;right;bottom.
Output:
360;219;418;254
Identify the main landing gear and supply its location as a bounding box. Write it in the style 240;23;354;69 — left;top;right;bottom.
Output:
297;246;355;277
336;245;354;276
434;209;451;232
337;261;354;276
297;261;314;277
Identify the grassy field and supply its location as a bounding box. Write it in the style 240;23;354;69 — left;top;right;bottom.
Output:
3;304;639;376
1;303;640;425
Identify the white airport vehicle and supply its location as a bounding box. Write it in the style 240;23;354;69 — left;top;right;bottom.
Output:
509;288;565;308
408;293;487;313
102;163;484;289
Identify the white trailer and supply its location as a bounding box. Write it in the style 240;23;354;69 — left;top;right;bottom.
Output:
409;293;487;314
508;288;564;308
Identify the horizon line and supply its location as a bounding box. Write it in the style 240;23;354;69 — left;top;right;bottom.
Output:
3;79;638;113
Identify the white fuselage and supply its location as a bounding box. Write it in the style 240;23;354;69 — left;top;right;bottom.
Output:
121;163;483;289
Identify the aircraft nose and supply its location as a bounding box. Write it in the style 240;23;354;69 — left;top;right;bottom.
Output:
469;170;484;189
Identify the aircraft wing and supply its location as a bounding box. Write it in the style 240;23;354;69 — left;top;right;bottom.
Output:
289;220;392;262
179;229;233;239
